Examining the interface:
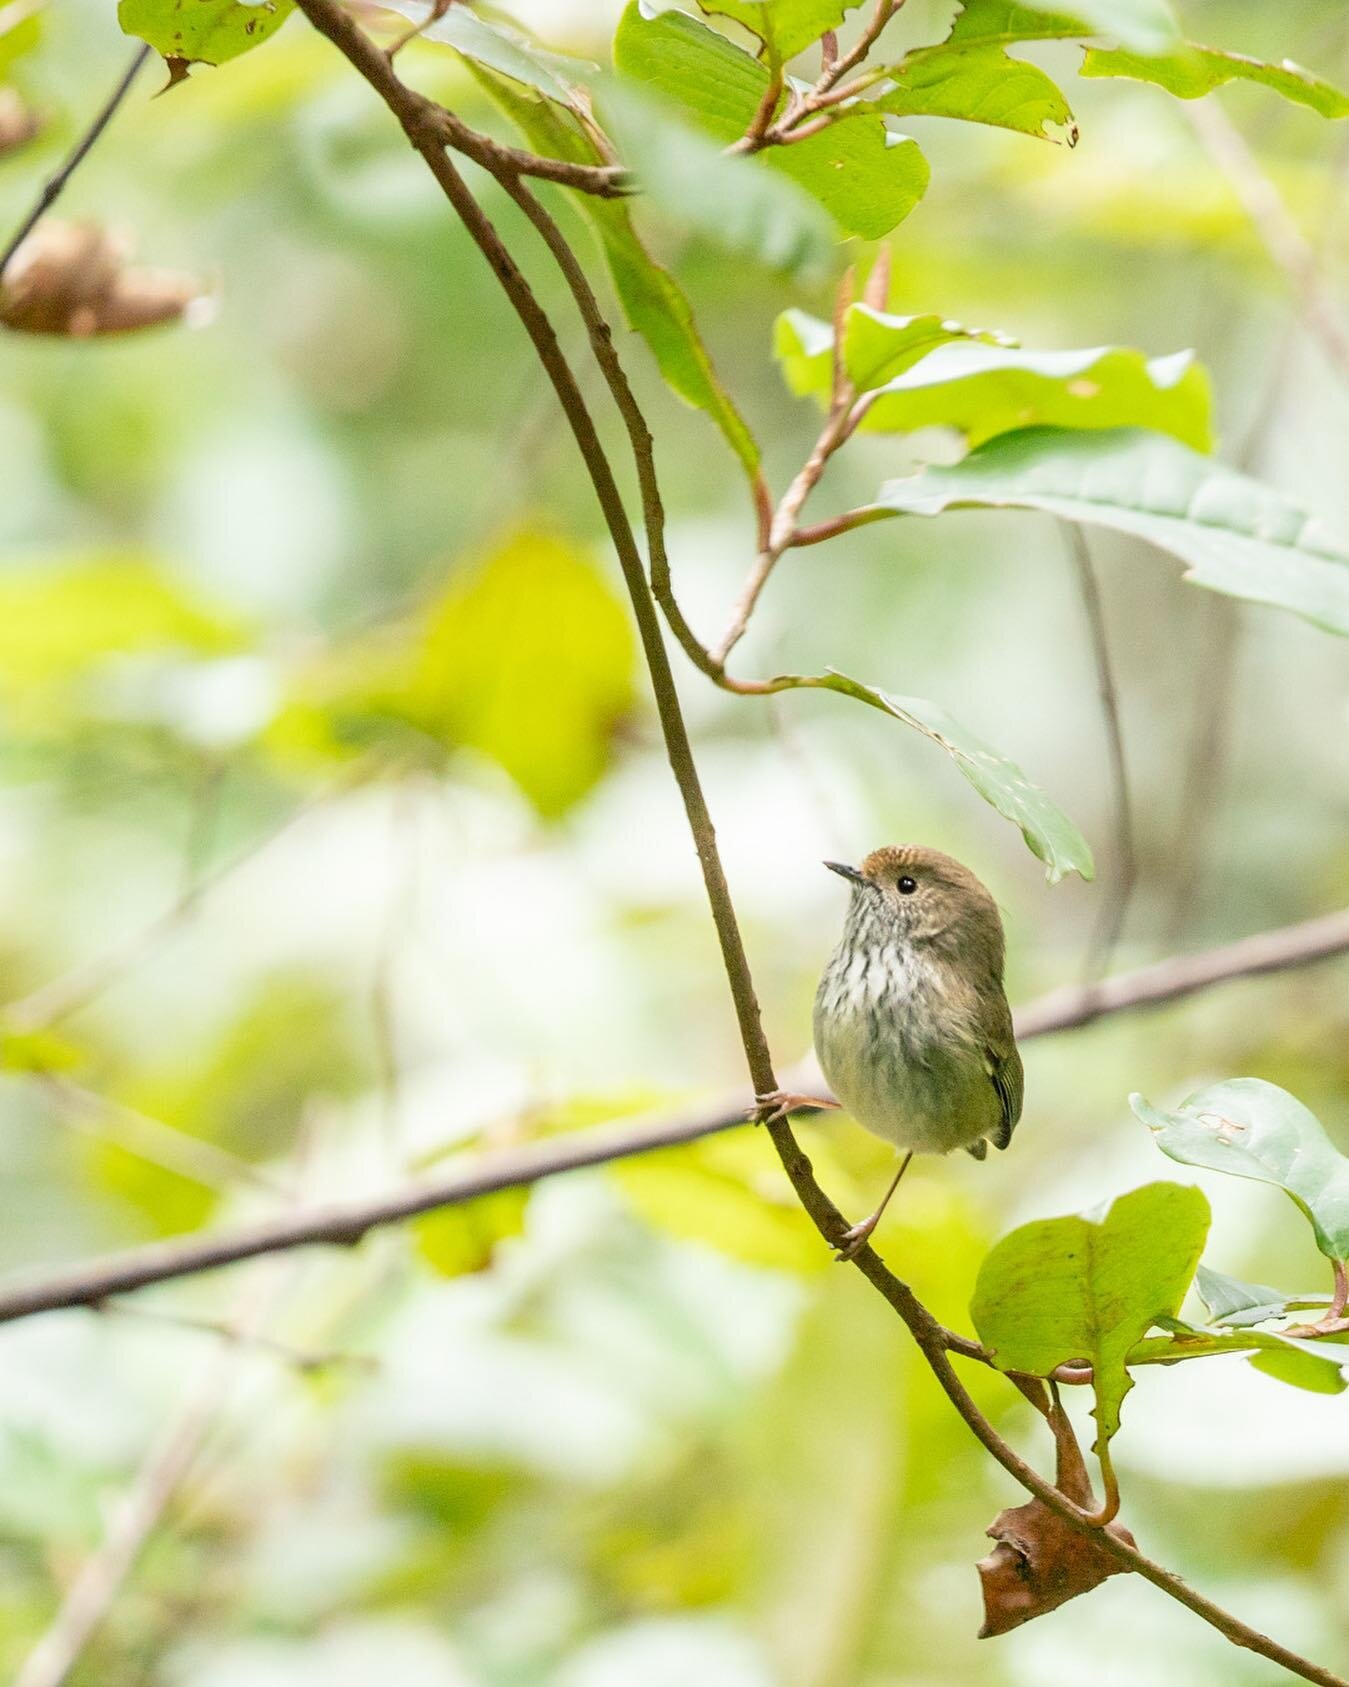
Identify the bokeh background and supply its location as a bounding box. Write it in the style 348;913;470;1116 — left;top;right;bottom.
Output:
0;0;1346;1681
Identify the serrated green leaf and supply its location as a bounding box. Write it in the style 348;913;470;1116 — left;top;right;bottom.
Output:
380;0;592;105
782;670;1093;881
948;0;1178;53
411;529;636;819
871;427;1349;635
118;0;293;66
773;303;1014;403
874;41;1076;142
1132;1079;1349;1261
471;65;761;479
698;0;854;62
1195;1262;1330;1328
599;83;834;278
414;1186;530;1277
1082;43;1349;120
971;1183;1210;1452
614;3;929;239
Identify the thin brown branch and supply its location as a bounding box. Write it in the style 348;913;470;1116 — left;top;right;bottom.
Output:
1065;524;1136;980
0;917;1342;1319
0;41;150;280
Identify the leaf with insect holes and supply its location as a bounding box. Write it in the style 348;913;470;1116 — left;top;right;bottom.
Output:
797;671;1093;882
118;0;293;66
1132;1079;1349;1261
614;3;929;240
872;427;1349;636
971;1182;1210;1452
1082;43;1349;120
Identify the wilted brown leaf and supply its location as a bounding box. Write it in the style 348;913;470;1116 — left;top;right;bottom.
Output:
977;1495;1136;1636
0;219;208;336
977;1394;1136;1637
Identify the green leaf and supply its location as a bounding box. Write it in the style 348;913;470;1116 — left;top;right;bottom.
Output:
599;83;835;279
1082;44;1349;120
1247;1343;1348;1395
414;1187;530;1276
0;0;42;77
0;552;244;730
612;1130;845;1273
410;529;636;819
471;66;761;480
697;0;855;62
1132;1079;1349;1261
874;41;1077;143
773;303;1015;403
948;0;1178;53
118;0;293;66
1132;1323;1348;1395
614;3;930;240
971;1183;1210;1452
379;0;593;105
0;1023;83;1075
1195;1262;1329;1328
860;344;1211;449
871;427;1349;636
788;670;1094;881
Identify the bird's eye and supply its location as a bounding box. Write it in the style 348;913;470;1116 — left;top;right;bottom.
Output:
897;875;918;895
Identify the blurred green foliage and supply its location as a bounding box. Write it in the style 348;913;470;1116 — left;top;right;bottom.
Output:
0;0;1346;1682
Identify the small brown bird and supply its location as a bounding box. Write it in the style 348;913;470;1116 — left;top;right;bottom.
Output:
759;845;1023;1259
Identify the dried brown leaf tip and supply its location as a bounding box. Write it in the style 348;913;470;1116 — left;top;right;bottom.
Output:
0;87;41;158
0;220;210;337
978;1393;1135;1637
977;1495;1136;1636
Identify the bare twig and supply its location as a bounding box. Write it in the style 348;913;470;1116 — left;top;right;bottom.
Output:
1064;524;1136;980
0;42;150;281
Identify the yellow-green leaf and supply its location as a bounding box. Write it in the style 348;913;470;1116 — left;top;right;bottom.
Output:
410;530;636;819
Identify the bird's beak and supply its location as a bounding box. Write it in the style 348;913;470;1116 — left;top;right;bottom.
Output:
823;860;868;887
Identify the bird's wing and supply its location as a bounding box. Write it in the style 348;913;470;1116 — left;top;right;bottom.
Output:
984;998;1024;1151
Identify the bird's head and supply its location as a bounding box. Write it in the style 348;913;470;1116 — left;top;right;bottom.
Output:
824;845;1004;965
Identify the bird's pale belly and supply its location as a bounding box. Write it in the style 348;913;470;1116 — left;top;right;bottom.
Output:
813;959;997;1155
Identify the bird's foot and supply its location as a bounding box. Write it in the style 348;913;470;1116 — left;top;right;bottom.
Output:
751;1090;840;1126
833;1216;878;1263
